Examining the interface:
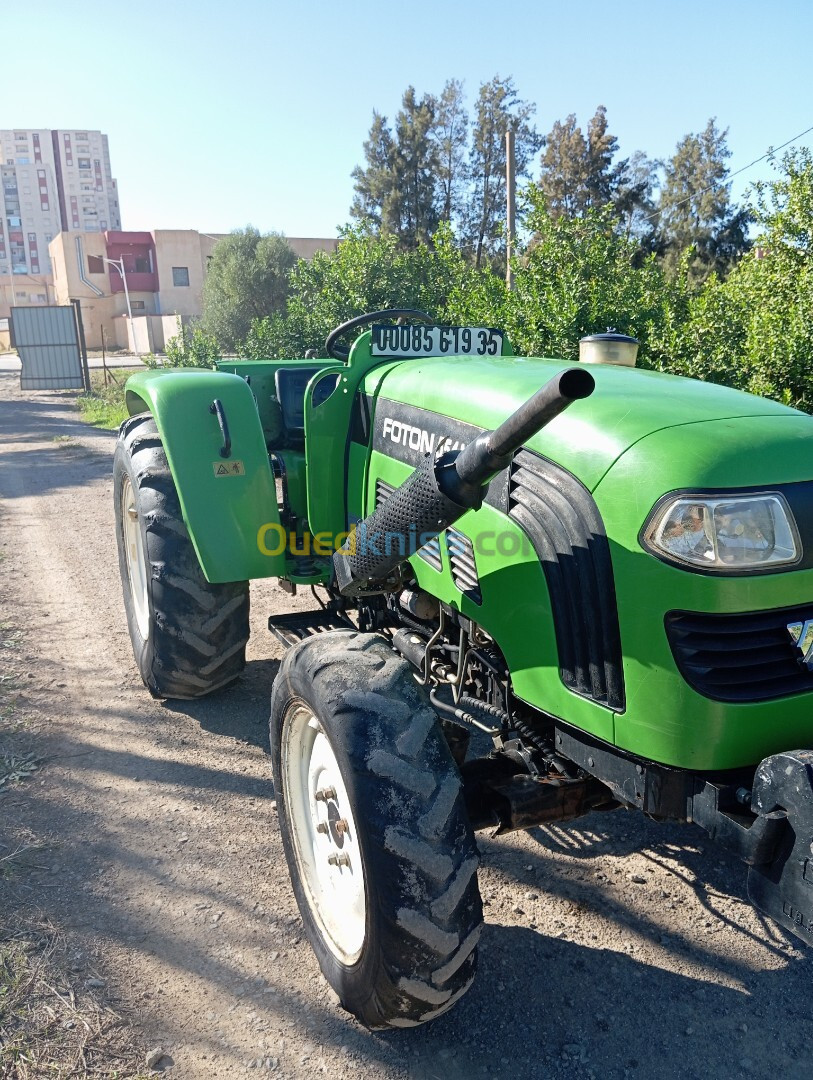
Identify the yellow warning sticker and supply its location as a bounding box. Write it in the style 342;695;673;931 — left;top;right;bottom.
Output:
212;460;246;477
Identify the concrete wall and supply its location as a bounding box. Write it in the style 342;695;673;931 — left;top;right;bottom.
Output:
127;316;154;354
159;314;184;348
287;237;339;259
153;230;213;318
0;274;55;319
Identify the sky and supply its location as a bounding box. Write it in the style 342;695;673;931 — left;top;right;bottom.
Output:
5;0;812;239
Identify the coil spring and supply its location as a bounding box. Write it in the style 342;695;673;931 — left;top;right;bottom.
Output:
513;717;551;752
457;694;510;725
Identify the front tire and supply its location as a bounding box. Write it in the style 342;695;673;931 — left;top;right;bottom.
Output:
269;630;482;1029
113;414;250;699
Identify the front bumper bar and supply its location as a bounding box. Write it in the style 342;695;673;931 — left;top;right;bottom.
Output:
747;750;813;943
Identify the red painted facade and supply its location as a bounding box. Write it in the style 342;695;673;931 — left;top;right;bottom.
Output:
103;230;158;292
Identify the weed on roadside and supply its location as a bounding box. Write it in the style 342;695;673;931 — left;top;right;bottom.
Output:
75;370;132;430
0;917;149;1079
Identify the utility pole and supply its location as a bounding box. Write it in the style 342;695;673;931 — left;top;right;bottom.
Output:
505;128;516;291
100;255;134;352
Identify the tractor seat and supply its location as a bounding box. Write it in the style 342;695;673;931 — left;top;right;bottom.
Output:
274;367;322;436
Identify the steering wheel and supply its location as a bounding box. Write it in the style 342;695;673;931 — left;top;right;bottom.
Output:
325;308;434;361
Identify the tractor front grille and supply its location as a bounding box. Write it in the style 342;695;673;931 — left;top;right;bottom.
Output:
508;450;625;711
447;528;481;604
666;606;813;703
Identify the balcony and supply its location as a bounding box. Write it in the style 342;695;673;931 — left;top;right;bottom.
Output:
109;271;158;294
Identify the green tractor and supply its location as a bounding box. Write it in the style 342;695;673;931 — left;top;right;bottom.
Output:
114;309;813;1029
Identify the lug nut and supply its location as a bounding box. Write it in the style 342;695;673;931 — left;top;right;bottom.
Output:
327;852;351;868
334;818;349;836
315;786;337;803
316;822;329;834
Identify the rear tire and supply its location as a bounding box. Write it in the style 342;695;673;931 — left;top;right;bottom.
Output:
113;413;250;699
269;630;482;1029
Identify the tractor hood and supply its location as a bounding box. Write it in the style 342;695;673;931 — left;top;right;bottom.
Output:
371;355;810;491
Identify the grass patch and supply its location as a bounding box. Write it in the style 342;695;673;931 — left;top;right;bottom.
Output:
0;916;149;1078
75;370;132;430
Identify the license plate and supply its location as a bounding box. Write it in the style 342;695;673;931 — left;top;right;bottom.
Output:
370;324;503;359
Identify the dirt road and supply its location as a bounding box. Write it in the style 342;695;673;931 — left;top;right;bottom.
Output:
1;371;812;1080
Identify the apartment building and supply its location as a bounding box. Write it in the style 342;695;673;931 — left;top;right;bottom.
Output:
0;128;121;310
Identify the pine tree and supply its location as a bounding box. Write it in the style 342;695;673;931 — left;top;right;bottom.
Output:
537;113;589;217
433;79;469;226
465;76;541;269
657;119;750;281
538;106;628;218
613;150;660;245
585;105;620;208
350;112;396;233
392;88;439;246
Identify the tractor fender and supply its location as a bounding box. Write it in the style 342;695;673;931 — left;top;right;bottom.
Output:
124;368;284;582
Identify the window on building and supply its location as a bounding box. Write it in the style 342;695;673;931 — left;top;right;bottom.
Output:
77;158;91;170
88;255;105;274
172;266;190;287
131;300;146;311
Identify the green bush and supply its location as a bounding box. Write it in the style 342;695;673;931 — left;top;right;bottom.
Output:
143;325;221;369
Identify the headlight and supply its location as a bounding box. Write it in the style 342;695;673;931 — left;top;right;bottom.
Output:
642;492;801;571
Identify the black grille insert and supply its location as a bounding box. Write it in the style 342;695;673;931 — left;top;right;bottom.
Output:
508;450;625;711
666;606;813;703
375;478;395;507
447;528;481;604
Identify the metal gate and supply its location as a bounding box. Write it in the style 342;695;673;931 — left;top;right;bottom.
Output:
10;304;89;391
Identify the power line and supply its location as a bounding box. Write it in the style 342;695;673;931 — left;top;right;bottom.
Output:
645;122;813;223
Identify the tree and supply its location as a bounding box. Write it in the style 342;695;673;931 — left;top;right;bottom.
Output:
657;118;750;282
200;228;297;350
350;112;396;233
464;76;541;269
351;90;439;247
612;149;661;246
538;106;642;224
433;79;469;225
506;185;677;362
537;113;589;217
392;88;439;246
241;223;504;360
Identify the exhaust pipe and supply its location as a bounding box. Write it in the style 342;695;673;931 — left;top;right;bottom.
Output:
333;367;595;596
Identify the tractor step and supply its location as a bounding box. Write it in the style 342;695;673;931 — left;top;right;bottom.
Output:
267;609;349;649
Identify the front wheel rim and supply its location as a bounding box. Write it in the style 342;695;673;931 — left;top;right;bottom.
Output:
120;474;150;641
281;702;367;965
